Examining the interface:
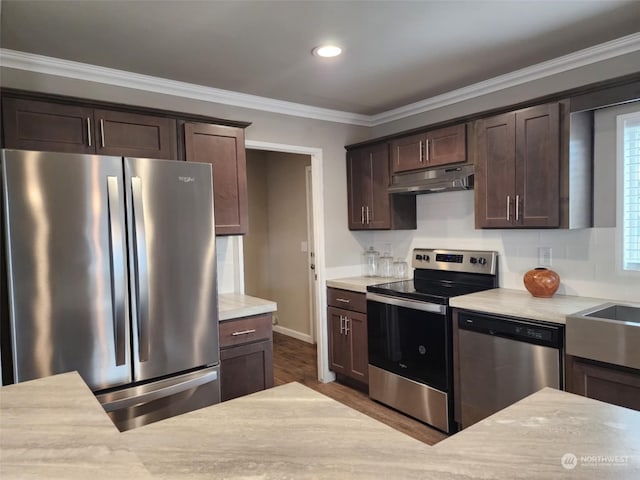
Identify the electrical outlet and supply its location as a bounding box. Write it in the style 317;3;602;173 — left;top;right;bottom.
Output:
538;247;552;267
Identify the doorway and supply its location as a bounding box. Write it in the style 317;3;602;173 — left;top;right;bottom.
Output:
242;140;330;382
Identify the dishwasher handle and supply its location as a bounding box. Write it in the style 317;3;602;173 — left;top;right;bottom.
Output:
458;312;563;349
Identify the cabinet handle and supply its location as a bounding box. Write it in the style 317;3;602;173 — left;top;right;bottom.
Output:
366;206;370;224
344;317;350;335
361;206;365;224
335;298;350;304
86;118;92;147
100;119;105;148
425;139;430;162
231;329;257;336
515;194;520;222
506;195;511;222
339;315;344;334
419;141;424;163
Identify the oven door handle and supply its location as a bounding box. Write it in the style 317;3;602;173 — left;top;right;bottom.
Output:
366;292;447;314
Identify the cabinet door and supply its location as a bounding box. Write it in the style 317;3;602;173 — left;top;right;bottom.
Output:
566;356;640;412
347;147;371;229
220;339;274;401
94;109;177;160
347;311;369;384
327;307;350;376
367;143;392;229
426;124;466;167
390;133;425;173
515;103;560;227
184;123;248;235
474;113;516;228
2;97;94;154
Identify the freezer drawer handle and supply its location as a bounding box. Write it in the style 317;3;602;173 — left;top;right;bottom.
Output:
98;369;218;413
131;176;150;362
232;329;257;336
107;176;127;366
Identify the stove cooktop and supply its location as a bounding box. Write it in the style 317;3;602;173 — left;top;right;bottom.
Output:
366;279;491;305
366;248;500;305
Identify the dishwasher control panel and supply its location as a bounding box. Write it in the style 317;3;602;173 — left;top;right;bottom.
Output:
459;313;563;349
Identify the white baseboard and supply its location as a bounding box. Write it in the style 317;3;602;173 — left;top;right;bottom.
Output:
273;325;314;344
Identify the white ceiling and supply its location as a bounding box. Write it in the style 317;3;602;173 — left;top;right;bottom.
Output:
1;0;639;116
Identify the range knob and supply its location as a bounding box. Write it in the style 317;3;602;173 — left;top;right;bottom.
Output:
415;254;423;261
469;257;477;264
478;257;487;266
424;255;430;262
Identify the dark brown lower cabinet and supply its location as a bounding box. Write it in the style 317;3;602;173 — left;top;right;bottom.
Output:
219;313;274;401
220;340;274;401
327;305;368;385
566;355;640;412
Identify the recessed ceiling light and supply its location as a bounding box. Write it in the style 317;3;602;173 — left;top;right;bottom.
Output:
312;45;342;58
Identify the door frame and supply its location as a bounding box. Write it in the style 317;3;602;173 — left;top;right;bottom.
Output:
305;165;316;344
244;140;332;383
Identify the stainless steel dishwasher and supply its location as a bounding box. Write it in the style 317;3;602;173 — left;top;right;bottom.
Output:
457;311;564;429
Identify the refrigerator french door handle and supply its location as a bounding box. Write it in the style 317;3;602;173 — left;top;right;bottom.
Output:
131;176;150;362
106;177;126;366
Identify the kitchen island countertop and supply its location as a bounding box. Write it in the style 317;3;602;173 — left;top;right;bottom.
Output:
218;292;277;321
2;372;639;479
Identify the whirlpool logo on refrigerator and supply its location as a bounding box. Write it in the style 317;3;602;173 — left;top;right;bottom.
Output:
178;176;195;183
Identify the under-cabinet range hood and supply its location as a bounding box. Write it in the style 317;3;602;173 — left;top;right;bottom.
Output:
389;164;474;194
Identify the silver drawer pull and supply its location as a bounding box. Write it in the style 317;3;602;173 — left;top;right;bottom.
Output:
232;329;257;336
335;298;351;303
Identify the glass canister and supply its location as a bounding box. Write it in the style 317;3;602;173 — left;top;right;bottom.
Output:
393;258;409;279
377;244;394;278
361;246;380;277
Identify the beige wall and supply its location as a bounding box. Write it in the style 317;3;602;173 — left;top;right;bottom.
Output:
244;151;271;299
244;150;312;336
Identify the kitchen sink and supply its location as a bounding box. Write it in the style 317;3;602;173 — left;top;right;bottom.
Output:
566;303;640;370
584;304;640;323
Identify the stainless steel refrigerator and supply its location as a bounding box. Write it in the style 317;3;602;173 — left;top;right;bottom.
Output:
1;149;220;431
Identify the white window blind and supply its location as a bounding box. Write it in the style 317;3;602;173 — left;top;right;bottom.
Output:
622;114;640;271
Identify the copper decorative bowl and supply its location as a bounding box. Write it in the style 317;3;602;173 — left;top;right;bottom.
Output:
523;268;560;298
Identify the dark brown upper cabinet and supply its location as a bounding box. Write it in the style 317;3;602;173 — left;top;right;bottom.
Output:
184;122;248;235
347;143;415;231
2;97;177;160
390;124;466;174
474;103;563;228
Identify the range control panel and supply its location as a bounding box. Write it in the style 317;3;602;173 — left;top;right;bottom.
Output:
412;248;498;275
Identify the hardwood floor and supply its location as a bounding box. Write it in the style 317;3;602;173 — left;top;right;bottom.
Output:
272;332;448;446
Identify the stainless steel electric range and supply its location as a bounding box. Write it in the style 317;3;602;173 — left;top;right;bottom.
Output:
366;248;499;433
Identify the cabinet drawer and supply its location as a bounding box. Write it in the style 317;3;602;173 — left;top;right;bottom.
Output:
219;314;272;348
327;288;366;313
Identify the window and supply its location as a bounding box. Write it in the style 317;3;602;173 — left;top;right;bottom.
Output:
620;112;640;271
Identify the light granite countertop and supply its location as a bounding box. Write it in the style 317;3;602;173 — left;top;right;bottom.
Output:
328;276;632;325
2;372;639;479
326;276;403;293
218;292;277;321
449;287;634;325
0;373;152;479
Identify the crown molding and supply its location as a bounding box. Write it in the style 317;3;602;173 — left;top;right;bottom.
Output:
1;32;639;128
0;48;371;126
368;32;640;126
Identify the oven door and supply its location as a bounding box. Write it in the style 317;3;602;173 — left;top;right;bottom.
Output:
366;292;455;432
367;293;450;391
